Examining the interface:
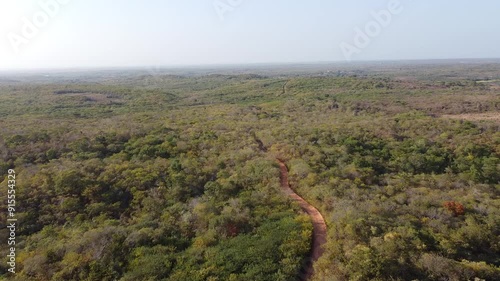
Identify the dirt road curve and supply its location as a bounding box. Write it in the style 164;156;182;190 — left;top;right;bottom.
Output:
277;160;327;280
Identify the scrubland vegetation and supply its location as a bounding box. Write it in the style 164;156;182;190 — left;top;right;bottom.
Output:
0;63;499;280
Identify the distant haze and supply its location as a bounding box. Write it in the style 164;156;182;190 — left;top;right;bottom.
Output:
1;0;500;70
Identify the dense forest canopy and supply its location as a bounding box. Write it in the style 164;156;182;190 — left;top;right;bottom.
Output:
0;63;499;280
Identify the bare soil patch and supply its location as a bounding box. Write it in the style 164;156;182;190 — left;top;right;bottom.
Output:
441;112;500;121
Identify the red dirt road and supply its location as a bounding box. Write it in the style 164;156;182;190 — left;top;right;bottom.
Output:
277;160;327;280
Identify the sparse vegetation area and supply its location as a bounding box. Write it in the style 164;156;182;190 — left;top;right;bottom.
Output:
0;63;499;280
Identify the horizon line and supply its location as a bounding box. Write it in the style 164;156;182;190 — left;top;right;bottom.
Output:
1;57;500;73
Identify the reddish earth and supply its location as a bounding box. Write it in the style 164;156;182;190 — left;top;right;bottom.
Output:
277;159;327;280
441;112;500;121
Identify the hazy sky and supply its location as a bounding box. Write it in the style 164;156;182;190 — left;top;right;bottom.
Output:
1;0;499;69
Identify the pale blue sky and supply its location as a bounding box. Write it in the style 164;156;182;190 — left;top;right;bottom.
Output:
0;0;499;69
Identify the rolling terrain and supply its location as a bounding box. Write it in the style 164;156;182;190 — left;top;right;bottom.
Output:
0;62;499;280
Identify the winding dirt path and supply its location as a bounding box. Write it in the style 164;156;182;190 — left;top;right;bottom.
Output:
281;80;290;95
277;159;327;280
